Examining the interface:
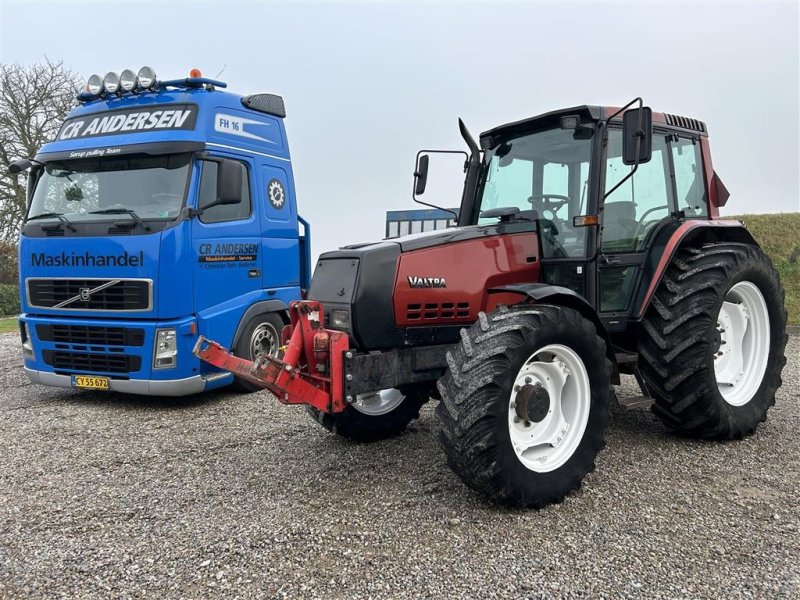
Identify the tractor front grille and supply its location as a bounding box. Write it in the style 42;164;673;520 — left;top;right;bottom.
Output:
36;324;145;347
27;278;152;312
407;302;470;321
42;350;141;374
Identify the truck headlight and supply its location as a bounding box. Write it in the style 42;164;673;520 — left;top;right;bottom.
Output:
20;322;34;360
153;328;177;369
331;309;350;330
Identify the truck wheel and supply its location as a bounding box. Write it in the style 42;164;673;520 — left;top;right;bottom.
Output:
638;243;787;439
306;385;431;442
232;312;284;393
436;305;612;508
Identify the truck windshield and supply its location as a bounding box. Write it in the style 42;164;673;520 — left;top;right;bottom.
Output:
478;127;593;258
28;153;192;222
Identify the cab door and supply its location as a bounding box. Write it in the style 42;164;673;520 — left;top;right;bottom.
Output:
191;155;263;313
598;130;676;331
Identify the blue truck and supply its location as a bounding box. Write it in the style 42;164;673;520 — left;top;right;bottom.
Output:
10;67;310;396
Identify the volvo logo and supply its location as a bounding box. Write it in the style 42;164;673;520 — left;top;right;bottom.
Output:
407;276;447;288
79;287;91;301
53;279;122;309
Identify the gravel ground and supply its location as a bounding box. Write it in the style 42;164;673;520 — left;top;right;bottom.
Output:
0;333;798;599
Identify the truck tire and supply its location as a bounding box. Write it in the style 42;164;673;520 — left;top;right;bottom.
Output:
638;243;787;439
306;385;431;442
232;312;285;393
436;305;612;508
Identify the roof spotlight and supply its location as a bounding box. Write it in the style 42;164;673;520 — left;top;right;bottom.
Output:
137;66;157;89
103;72;120;94
120;69;137;92
86;74;103;96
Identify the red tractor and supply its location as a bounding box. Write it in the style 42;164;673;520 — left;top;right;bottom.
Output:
195;99;787;508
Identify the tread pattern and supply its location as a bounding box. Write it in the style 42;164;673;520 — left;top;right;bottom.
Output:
436;304;613;508
638;242;788;439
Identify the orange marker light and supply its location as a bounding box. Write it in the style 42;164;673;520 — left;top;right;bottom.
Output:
189;68;202;78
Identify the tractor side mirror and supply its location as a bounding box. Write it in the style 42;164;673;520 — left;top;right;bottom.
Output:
622;107;653;166
414;154;429;196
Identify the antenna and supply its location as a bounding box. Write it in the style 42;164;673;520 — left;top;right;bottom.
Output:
214;64;227;80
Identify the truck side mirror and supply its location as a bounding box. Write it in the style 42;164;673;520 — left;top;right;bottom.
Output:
414;154;429;196
215;159;243;205
8;158;32;174
622;107;653;166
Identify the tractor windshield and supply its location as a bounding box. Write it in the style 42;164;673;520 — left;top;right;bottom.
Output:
478;127;593;258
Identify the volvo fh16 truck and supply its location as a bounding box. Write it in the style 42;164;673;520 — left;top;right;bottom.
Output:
10;67;310;396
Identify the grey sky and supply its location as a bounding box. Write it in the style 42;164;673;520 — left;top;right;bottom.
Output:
1;1;798;257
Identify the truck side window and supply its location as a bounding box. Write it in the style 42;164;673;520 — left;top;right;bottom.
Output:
198;160;252;224
671;138;708;217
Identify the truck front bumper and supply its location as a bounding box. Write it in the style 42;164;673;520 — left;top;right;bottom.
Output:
23;367;231;396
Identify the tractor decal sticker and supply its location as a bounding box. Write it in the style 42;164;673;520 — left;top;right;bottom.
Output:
197;243;258;268
267;179;286;209
407;276;447;288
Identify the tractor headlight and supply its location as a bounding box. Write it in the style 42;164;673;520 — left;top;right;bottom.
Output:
21;321;34;360
331;309;350;330
137;66;157;89
103;71;120;94
153;328;177;369
119;69;137;92
86;74;103;96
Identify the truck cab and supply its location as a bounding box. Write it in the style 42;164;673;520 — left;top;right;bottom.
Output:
16;68;310;396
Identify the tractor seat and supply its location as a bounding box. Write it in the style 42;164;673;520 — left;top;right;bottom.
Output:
602;201;638;250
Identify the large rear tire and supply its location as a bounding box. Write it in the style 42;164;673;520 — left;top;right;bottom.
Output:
306;385;431;442
638;243;787;439
436;305;612;508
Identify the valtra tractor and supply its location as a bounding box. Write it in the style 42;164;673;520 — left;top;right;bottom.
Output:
194;99;787;507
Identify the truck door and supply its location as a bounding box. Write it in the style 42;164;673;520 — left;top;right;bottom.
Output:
258;164;300;291
191;156;263;313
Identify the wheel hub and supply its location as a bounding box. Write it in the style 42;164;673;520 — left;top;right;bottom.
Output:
514;383;550;423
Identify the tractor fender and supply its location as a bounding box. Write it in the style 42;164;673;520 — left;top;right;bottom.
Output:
231;299;290;351
634;220;758;319
488;283;618;382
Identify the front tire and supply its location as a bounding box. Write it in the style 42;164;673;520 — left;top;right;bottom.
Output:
638;243;787;439
436;305;612;508
306;385;431;442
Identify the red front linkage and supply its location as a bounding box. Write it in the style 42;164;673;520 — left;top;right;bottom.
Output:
192;301;350;413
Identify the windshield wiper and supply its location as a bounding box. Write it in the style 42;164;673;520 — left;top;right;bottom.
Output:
26;212;76;231
89;208;151;231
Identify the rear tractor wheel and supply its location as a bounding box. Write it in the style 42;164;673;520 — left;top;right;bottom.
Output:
306;385;431;442
436;305;613;508
638;243;787;438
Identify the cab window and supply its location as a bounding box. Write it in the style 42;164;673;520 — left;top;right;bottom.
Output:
602;130;672;253
671;138;708;217
198;160;252;224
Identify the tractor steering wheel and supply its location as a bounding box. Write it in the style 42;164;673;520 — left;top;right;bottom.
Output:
528;194;570;220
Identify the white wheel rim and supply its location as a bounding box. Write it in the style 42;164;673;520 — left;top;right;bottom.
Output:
352;388;405;416
507;344;591;473
714;281;770;406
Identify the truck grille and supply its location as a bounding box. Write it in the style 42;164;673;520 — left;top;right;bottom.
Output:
36;324;145;347
27;279;152;311
42;350;141;374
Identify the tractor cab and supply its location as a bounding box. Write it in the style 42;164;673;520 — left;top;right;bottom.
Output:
413;101;727;334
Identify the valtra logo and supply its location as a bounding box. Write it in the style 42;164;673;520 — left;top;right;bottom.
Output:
407;276;447;288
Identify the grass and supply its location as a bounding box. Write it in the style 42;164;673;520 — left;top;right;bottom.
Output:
0;317;18;334
732;212;800;325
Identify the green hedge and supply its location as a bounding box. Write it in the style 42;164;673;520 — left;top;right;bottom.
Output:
0;284;20;317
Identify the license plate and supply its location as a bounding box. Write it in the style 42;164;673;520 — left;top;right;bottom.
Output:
72;375;110;390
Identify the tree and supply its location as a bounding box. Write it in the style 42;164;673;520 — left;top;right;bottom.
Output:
0;60;81;241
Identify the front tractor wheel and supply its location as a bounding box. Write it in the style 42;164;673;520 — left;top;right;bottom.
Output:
306;386;431;443
638;243;787;439
436;305;612;508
